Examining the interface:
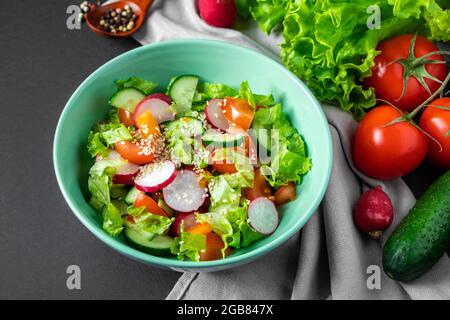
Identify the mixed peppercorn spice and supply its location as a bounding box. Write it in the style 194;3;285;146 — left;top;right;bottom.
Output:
78;1;138;34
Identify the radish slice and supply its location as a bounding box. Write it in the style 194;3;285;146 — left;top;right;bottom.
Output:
134;160;177;193
96;150;140;185
248;197;279;235
133;96;175;125
147;93;172;105
163;170;207;212
205;99;230;131
112;163;140;185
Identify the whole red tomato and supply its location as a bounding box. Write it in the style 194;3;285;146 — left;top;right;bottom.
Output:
419;98;450;169
352;105;428;180
364;34;446;112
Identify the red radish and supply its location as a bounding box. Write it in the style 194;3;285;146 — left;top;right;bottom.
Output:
112;166;139;185
170;212;197;237
205;99;230;131
163;170;207;212
353;186;394;239
133;96;175;125
248;197;279;235
134;160;177;193
147;93;172;105
96;150;140;185
198;0;237;28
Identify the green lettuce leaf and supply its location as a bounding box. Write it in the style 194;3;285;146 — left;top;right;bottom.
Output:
88;172;111;207
87;123;132;157
115;77;158;95
236;0;257;18
133;213;174;235
238;81;256;108
171;232;207;262
248;0;450;117
203;83;239;99
252;103;311;187
250;0;287;33
126;205;174;235
102;202;124;237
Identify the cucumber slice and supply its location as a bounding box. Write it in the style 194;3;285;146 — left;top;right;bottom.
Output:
123;220;156;241
124;228;174;256
158;198;174;217
110;88;146;113
125;187;143;205
164;117;204;137
168;75;199;114
202;128;245;148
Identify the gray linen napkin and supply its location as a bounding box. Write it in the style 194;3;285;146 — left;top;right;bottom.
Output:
133;0;450;300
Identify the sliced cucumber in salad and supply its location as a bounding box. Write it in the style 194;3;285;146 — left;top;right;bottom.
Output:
124;227;174;256
164;117;204;137
168;75;199;113
202;128;245;148
124;186;143;205
110;88;146;112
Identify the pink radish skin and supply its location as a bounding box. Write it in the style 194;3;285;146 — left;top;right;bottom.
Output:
133;96;175;125
163;170;207;212
134;160;177;193
96;150;140;186
248;197;279;235
147;93;172;104
205;99;230;131
170;212;197;237
198;0;237;28
353;186;393;239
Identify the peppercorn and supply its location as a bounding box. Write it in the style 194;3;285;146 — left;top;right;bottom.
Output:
96;3;139;34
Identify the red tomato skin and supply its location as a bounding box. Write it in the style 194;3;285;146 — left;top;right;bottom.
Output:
364;35;446;112
118;108;134;127
352;106;428;180
243;169;272;201
273;182;296;206
199;233;227;261
419;98;450;169
222;97;255;130
134;193;167;217
114;141;154;165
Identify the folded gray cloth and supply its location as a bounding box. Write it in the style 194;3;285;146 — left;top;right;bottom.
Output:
133;0;450;300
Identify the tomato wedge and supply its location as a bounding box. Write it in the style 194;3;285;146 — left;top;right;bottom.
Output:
211;147;238;174
199;233;230;261
222;97;255;130
243;168;272;201
187;222;213;235
135;111;160;138
114;140;154;165
118;108;134;127
274;182;296;205
134;193;167;217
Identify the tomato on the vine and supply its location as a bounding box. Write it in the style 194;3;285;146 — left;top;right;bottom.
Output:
352;105;428;180
364;34;446;112
419;97;450;169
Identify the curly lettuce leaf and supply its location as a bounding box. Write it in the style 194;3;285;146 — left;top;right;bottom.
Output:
252;103;311;187
171;232;207;262
115;77;158;95
203;83;239;99
87;123;132;157
101;202;124;237
249;0;450;117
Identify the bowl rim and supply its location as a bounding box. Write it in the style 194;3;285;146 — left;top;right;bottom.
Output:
53;39;333;269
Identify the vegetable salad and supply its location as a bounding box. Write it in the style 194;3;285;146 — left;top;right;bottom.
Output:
86;75;311;261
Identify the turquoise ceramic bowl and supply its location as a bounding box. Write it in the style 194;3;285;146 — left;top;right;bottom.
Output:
54;40;332;272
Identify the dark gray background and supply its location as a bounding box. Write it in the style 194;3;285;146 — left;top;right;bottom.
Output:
0;0;446;299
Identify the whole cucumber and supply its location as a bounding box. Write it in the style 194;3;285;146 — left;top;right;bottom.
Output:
383;170;450;282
